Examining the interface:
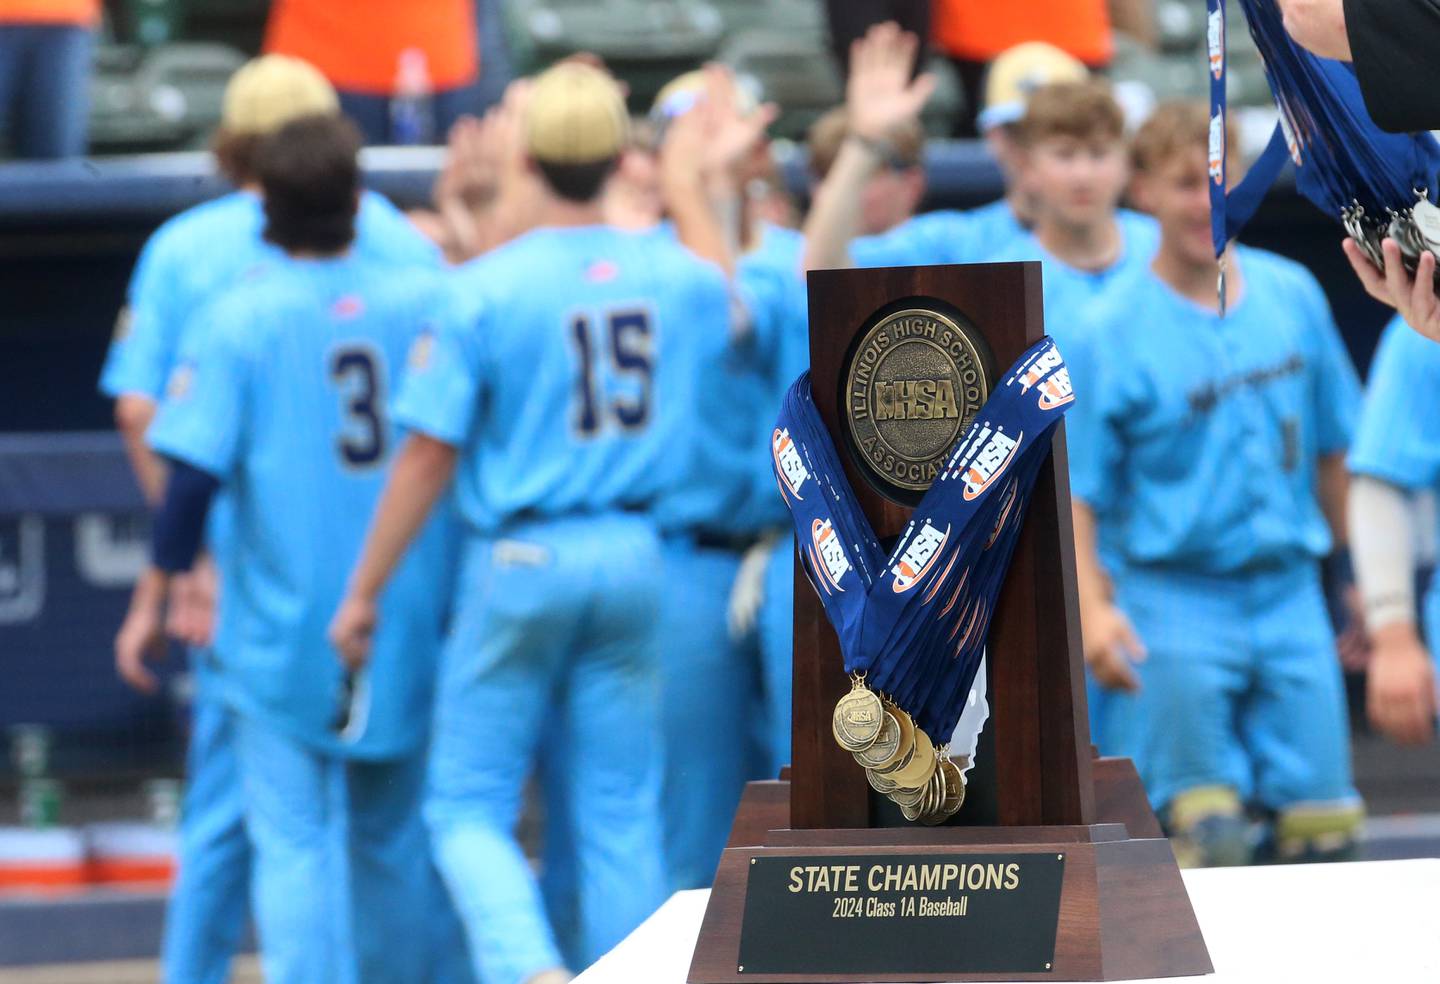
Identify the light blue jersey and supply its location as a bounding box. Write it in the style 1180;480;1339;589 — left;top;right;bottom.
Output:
1349;315;1440;642
849;198;1029;268
1066;245;1359;574
100;189;440;401
148;256;456;759
748;221;804;276
1350;315;1440;490
395;224;731;534
987;208;1159;350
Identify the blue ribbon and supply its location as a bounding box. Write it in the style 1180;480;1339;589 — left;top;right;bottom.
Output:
1209;0;1440;261
773;336;1074;741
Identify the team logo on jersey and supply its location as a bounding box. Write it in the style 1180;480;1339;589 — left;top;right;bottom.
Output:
1016;346;1063;393
772;428;809;501
407;329;435;372
1036;367;1074;410
586;260;618;283
1208;113;1225;186
891;520;950;594
166;361;195;401
1207;6;1224;80
959;426;1021;501
332;295;365;319
809;518;851;593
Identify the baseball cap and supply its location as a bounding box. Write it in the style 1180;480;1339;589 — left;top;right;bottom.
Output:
221;55;339;136
651;68;759;122
526;62;629;165
978;43;1090;133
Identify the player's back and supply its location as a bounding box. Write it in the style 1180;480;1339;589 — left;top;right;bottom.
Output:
441;224;729;532
101;189;439;401
174;254;453;755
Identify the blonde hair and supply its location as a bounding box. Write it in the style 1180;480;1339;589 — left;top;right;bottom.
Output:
1016;80;1124;146
1132;100;1235;173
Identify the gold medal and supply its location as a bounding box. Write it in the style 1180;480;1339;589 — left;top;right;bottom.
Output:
867;767;898;794
888;781;927;808
889;727;936;789
919;770;949;825
870;704;915;773
831;683;884;752
852;712;901;768
939;758;966;816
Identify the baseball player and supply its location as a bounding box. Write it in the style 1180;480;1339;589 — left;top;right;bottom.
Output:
330;62;732;984
985;78;1159;349
100;55;439;984
803;35;1095;273
1348;314;1440;746
114;114;464;983
645;66;795;892
1067;102;1364;867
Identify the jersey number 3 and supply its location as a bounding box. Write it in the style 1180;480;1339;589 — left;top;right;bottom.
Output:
571;310;653;437
331;346;386;468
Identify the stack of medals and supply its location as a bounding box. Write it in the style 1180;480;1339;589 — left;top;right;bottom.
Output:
1211;0;1440;291
775;337;1076;824
833;679;964;824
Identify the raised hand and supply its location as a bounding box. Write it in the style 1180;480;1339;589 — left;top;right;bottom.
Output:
698;64;779;187
846;21;936;143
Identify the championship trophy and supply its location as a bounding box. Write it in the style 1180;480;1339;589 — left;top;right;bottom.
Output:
689;264;1212;981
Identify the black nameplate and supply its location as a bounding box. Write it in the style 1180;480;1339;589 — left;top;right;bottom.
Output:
736;853;1065;975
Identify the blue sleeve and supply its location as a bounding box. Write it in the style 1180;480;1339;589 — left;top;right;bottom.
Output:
851;211;991;268
735;259;802;374
1349;317;1440;488
1064;323;1126;512
357;190;443;269
152;460;220;572
392;289;485;447
1299;273;1360;455
99;232;183;399
146;303;251;479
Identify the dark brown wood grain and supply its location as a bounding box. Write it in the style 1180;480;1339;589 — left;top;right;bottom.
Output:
795;262;1090;830
691;264;1212;982
689;825;1211;982
1093;756;1165;841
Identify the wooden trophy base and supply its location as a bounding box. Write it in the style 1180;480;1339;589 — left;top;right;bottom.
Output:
689;766;1211;983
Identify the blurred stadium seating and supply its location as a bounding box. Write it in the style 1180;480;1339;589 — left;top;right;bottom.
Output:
46;0;1285;157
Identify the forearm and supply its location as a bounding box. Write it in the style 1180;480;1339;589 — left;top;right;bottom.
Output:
665;169;734;274
802;139;881;271
1348;473;1418;631
347;434;457;601
1318;452;1349;547
115;395;166;506
152;458;219;573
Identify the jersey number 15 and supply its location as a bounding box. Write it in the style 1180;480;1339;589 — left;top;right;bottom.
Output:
571;309;653;438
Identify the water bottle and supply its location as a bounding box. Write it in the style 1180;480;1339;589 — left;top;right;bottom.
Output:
390;48;436;145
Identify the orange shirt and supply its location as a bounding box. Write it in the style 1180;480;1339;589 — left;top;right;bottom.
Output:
932;0;1112;66
265;0;477;94
0;0;99;26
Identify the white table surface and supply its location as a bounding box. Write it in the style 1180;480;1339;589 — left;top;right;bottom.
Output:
576;858;1440;984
